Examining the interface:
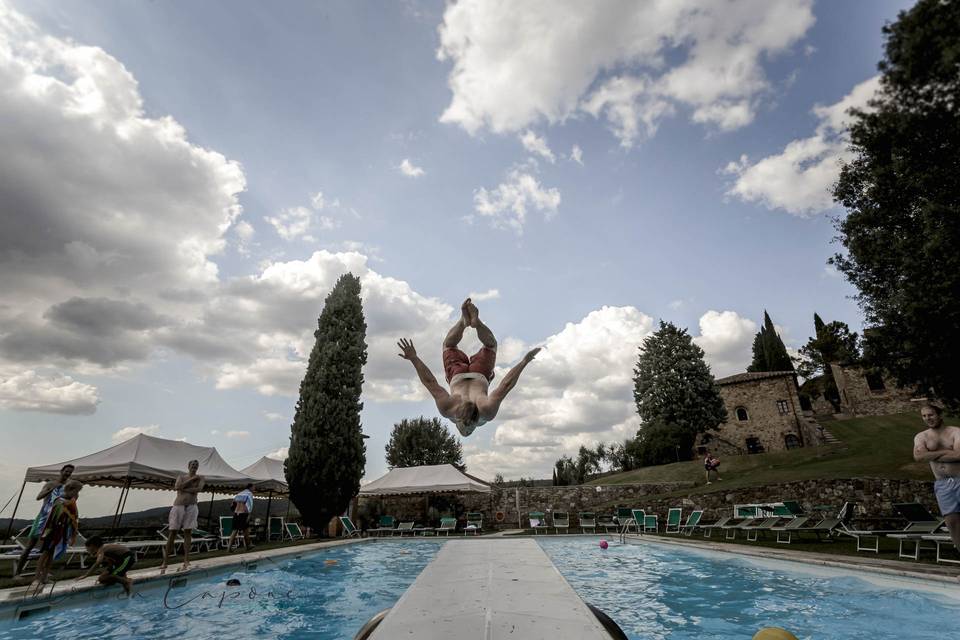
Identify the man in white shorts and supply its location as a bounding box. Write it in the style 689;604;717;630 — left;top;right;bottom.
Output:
912;402;960;553
161;459;204;573
398;298;540;437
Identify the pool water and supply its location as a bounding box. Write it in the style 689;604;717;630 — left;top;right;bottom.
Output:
539;537;960;640
0;541;438;640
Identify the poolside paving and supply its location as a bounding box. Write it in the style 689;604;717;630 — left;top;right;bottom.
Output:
369;538;610;640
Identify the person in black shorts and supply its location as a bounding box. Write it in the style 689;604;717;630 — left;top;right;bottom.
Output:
78;536;135;595
226;483;255;552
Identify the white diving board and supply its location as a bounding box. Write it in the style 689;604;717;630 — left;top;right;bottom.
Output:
369;539;610;639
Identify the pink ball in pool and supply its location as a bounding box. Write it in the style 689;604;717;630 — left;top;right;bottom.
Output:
599;540;609;550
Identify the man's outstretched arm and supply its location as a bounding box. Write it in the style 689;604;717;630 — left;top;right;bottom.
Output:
398;339;455;413
484;348;541;416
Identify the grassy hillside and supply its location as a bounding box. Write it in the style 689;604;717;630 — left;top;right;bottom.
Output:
590;412;935;494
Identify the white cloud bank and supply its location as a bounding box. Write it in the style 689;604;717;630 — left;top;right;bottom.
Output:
437;0;815;147
519;130;555;163
473;166;561;234
723;75;881;215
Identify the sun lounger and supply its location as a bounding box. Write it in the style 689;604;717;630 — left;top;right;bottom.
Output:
435;517;457;536
838;502;940;553
395;522;415;537
723;518;759;540
529;511;549;535
339;516;361;538
552;511;570;534
794;517;841;541
618;508;639;534
921;534;960;565
597;514;618;533
578;512;596;534
464;512;483;536
699;516;732;538
665;508;682;533
268;516;285;541
771;516;813;544
219;515;234;549
643;514;658;533
368;515;397;538
158;526;216;554
740;517;781;542
285;522;304;541
679;510;703;536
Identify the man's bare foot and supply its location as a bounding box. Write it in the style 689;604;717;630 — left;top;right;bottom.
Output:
465;301;479;327
159;563;167;575
178;561;190;572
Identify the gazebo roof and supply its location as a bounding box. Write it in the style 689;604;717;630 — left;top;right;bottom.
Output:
240;456;289;494
359;464;491;496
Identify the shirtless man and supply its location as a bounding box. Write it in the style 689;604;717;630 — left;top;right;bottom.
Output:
912;402;960;552
398;298;540;437
160;459;204;573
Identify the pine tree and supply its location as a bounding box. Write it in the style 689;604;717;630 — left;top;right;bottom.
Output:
632;321;727;464
747;311;794;372
797;313;860;410
285;273;367;532
385;417;464;470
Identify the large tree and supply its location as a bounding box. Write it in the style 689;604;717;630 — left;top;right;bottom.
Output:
385;417;464;470
285;273;367;532
797;314;861;410
747;311;794;373
832;0;960;410
633;321;727;463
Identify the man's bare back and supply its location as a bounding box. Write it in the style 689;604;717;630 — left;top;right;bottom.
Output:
398;298;540;436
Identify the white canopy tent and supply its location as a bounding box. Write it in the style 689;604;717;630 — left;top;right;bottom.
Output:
240;455;289;529
7;434;257;537
359;464;491;496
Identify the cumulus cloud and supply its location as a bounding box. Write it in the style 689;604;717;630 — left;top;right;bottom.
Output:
473;166;561;234
723;75;880;215
0;369;100;414
399;158;425;177
112;424;160;443
519;130;555;163
437;0;814;146
234;220;255;255
569;144;583;166
693;310;757;377
267;446;289;460
468;289;500;302
264;206;317;242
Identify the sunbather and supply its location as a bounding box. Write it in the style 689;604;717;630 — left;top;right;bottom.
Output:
30;479;82;594
398;298;540;437
160;459;204;574
913;402;960;552
77;536;135;595
16;464;74;576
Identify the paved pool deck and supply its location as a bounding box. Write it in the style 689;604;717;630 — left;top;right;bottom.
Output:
369;538;610;640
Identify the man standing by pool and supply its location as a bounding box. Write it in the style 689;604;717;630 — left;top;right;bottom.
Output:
15;464;74;576
226;483;255;552
913;402;960;552
398;298;540;437
160;459;204;574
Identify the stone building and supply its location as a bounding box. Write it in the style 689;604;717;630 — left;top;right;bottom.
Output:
695;371;817;457
830;363;918;416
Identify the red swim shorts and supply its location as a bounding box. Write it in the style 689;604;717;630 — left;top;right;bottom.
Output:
443;347;496;383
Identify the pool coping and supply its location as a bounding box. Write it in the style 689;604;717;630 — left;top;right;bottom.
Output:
0;536;370;622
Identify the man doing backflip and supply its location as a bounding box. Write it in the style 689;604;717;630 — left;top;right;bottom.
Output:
398;298;540;436
913;402;960;553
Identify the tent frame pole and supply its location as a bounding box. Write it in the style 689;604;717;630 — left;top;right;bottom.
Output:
264;491;273;542
110;480;131;532
4;479;27;541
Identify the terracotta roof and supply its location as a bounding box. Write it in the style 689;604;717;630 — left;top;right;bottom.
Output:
715;371;796;386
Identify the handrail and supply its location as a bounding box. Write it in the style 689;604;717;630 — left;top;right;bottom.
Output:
353;607;391;640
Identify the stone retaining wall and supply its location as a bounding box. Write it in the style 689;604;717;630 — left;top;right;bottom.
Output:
357;478;936;531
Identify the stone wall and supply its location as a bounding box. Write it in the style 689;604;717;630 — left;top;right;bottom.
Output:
357;478;935;531
701;375;812;456
831;364;917;416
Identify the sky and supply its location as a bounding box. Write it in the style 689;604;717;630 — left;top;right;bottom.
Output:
0;0;914;517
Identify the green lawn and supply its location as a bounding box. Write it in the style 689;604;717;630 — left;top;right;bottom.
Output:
591;412;935;494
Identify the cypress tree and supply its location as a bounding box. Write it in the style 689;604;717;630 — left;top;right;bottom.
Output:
285;273;367;533
747;311;794;372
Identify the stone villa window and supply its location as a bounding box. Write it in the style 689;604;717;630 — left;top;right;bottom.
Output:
735;406;749;421
784;434;801;449
865;371;886;392
776;399;789;415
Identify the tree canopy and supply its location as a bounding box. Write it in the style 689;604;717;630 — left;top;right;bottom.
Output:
285;273;367;532
385;416;464;470
633;321;727;464
747;311;794;373
797;314;860;411
832;0;960;411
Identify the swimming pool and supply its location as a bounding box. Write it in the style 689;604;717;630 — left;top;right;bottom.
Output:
0;541;438;640
539;537;960;639
2;538;957;639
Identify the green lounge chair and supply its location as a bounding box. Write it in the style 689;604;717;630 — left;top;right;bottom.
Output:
643;514;658;533
699;516;732;538
665;508;682;533
435;517;457;536
629;509;646;535
679;510;703;536
368;515;397;538
579;512;596;534
618;508;639;534
464;512;483;536
268;516;285;541
339;516;361;538
552;511;570;534
285;522;304;540
219;515;234;549
529;511;549;535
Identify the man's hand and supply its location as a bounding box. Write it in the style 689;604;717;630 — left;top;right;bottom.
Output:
397;338;418;361
523;347;542;364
